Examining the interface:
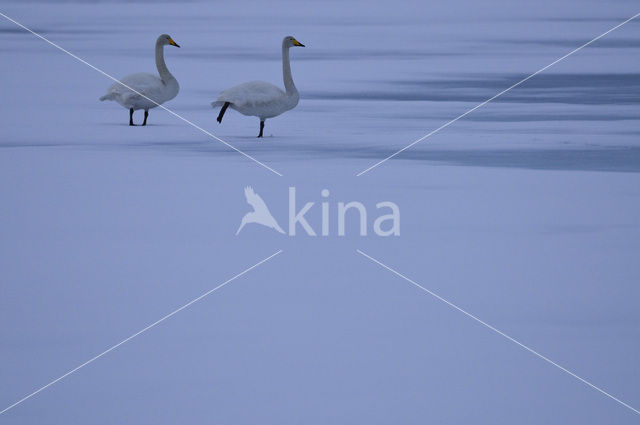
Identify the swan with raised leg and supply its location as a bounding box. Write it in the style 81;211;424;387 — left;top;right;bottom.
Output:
100;34;180;126
212;36;305;138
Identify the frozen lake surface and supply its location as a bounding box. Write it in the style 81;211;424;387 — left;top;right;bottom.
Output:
1;0;639;424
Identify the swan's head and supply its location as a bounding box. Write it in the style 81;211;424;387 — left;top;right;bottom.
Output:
283;36;305;48
158;34;180;48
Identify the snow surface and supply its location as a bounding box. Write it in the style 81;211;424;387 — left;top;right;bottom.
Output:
1;0;639;424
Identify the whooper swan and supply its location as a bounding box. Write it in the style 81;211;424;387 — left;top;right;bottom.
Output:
212;36;305;138
100;34;180;126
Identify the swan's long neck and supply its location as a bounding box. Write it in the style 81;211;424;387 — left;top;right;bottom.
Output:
155;40;174;82
282;43;297;95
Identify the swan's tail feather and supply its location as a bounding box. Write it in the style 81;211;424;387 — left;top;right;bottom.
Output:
99;93;115;101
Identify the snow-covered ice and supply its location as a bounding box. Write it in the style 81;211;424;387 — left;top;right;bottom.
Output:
1;0;639;424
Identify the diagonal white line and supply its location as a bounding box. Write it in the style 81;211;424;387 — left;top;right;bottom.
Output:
0;11;283;177
0;249;283;416
356;11;640;176
356;249;640;415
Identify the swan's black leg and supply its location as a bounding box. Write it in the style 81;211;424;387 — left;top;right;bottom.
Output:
258;120;264;138
142;110;149;126
217;102;230;123
129;108;135;126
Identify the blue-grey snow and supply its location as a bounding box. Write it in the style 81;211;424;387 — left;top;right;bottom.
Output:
0;0;639;424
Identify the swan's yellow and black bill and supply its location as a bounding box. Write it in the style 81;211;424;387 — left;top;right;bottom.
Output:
292;38;305;47
168;37;180;48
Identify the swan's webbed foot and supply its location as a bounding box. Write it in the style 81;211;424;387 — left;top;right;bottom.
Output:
142;110;149;126
217;102;230;124
129;108;135;126
258;120;264;138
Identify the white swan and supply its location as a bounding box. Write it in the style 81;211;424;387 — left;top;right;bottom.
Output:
100;34;180;126
212;36;305;138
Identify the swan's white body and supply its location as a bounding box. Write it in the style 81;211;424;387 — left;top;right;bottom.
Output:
100;34;180;124
215;80;298;120
101;72;179;111
212;36;304;136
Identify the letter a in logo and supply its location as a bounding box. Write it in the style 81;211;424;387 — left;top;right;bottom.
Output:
236;186;285;235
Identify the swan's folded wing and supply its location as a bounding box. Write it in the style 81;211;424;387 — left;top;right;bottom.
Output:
217;81;286;108
107;73;165;103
